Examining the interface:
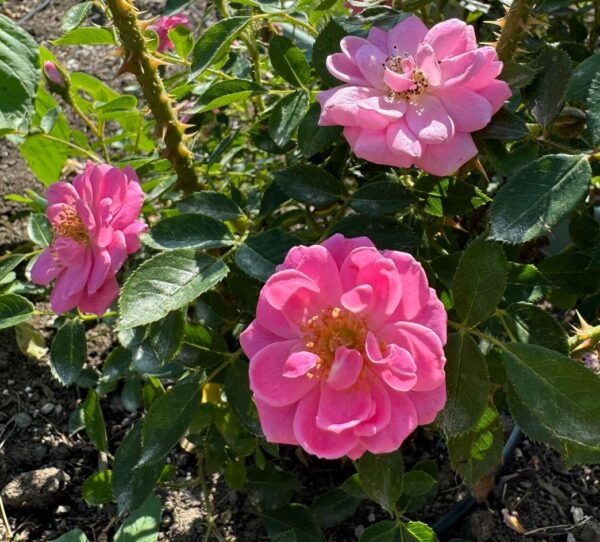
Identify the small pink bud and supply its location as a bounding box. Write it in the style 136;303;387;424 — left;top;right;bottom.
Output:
43;61;65;87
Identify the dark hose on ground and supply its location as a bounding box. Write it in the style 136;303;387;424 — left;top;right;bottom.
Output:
432;425;523;537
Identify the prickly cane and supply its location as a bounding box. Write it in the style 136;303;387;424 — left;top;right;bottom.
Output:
106;0;199;192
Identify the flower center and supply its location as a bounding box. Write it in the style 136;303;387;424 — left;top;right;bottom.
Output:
302;307;368;369
383;54;430;102
53;204;88;244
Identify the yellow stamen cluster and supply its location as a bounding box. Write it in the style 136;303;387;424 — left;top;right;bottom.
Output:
301;307;368;378
384;56;430;102
53;204;88;244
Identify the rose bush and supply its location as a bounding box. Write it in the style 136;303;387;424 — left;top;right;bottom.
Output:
1;0;600;540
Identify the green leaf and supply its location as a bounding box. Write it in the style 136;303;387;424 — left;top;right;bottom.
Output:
189;17;251;80
192;79;265;114
233;0;299;13
0;254;25;283
273;164;343;208
566;53;600;101
538;252;599;295
312;19;346;87
413;177;491;217
83;389;108;453
523;46;571;128
225;360;262;435
168;25;193;58
182;322;228;368
350;181;415;216
503;343;600;452
20;134;69;185
119;249;229;329
27;213;52;246
53;27;116;46
332;215;419;252
447;405;504;488
506;386;600;467
114;495;161;542
131;311;185;375
499;62;539;89
505;262;552;304
82;470;113;505
477;108;529;140
49;530;88;542
453;238;507;326
224;459;247;490
490;154;592;244
62;2;93;32
506;302;569;354
269;90;310;147
269;35;311;87
0;14;39;132
143;378;166;410
398;468;438;513
178;191;244;221
438;333;489;435
165;0;194;14
586;72;600;147
244;466;301;511
101;346;133;382
311;489;360;529
262;504;325;542
143;214;235;251
50;318;87;386
122;378;143;412
138;382;202;466
359;521;401;542
357;451;404;513
113;422;164;515
297;103;341;157
0;293;34;329
401;521;437;542
234;229;299;282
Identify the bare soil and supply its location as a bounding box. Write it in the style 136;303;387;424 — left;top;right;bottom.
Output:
0;1;599;541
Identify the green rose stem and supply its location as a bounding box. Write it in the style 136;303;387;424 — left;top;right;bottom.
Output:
495;0;535;62
106;0;199;193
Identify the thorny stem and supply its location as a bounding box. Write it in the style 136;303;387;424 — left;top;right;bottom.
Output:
106;0;199;193
495;0;535;62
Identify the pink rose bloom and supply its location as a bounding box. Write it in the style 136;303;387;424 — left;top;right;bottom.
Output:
240;234;447;459
31;162;147;316
317;16;511;176
151;14;190;53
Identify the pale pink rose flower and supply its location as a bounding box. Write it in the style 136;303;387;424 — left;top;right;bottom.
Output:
31;161;147;316
240;234;447;460
150;14;190;53
317;16;511;176
43;61;65;87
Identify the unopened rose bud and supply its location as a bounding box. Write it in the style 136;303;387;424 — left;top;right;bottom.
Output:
43;61;64;87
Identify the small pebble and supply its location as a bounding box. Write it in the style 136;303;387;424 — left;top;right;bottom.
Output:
14;412;32;429
7;379;14;385
24;386;31;393
367;512;376;523
56;505;70;515
41;403;55;415
354;525;365;538
54;405;63;415
2;390;9;396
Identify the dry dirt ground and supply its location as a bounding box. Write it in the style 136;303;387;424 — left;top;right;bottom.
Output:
0;1;599;541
